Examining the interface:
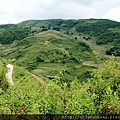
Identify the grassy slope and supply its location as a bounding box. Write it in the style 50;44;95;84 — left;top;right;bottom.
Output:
1;58;120;114
75;31;120;63
1;30;95;81
0;19;120;115
1;19;120;81
18;19;120;55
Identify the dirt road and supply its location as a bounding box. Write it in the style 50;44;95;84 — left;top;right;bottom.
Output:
26;71;45;85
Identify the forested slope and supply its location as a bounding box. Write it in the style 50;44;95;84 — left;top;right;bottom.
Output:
0;19;120;116
0;58;120;115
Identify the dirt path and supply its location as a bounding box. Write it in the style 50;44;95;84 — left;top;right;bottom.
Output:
83;61;99;68
26;71;45;85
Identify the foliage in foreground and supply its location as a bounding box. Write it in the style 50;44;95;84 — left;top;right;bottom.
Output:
0;58;120;114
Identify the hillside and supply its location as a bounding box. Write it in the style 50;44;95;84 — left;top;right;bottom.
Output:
1;19;120;57
1;30;95;81
0;57;120;115
18;19;120;57
0;19;120;115
0;18;120;81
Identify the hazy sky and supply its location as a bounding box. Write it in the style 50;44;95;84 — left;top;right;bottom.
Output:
0;0;120;24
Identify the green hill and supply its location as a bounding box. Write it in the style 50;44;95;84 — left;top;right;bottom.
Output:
0;19;120;115
1;19;120;56
18;19;120;56
1;30;95;81
0;57;120;115
0;18;120;81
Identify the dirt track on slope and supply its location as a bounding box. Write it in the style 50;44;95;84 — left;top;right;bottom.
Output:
26;71;45;85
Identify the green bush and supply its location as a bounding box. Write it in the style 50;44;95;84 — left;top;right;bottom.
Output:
0;27;31;44
0;61;8;92
0;58;120;114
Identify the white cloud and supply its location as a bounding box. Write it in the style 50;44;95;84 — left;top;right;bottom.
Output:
52;2;95;19
0;0;120;24
91;0;120;17
102;6;120;21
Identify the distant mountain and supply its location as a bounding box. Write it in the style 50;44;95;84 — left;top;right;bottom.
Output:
25;19;120;56
1;19;120;115
1;30;95;80
0;19;120;81
1;19;120;55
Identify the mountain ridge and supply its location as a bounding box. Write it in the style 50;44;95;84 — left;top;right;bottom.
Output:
0;18;120;115
0;18;120;81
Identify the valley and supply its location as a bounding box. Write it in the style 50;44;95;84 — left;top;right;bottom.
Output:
0;19;120;115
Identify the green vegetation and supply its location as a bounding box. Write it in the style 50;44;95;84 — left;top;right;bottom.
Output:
1;30;95;82
18;19;120;56
0;19;120;115
0;58;120;114
0;27;32;44
75;19;120;56
106;40;120;56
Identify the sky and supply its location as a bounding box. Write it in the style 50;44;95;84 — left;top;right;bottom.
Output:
0;0;120;24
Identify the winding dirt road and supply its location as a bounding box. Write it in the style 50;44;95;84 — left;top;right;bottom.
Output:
26;71;45;85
